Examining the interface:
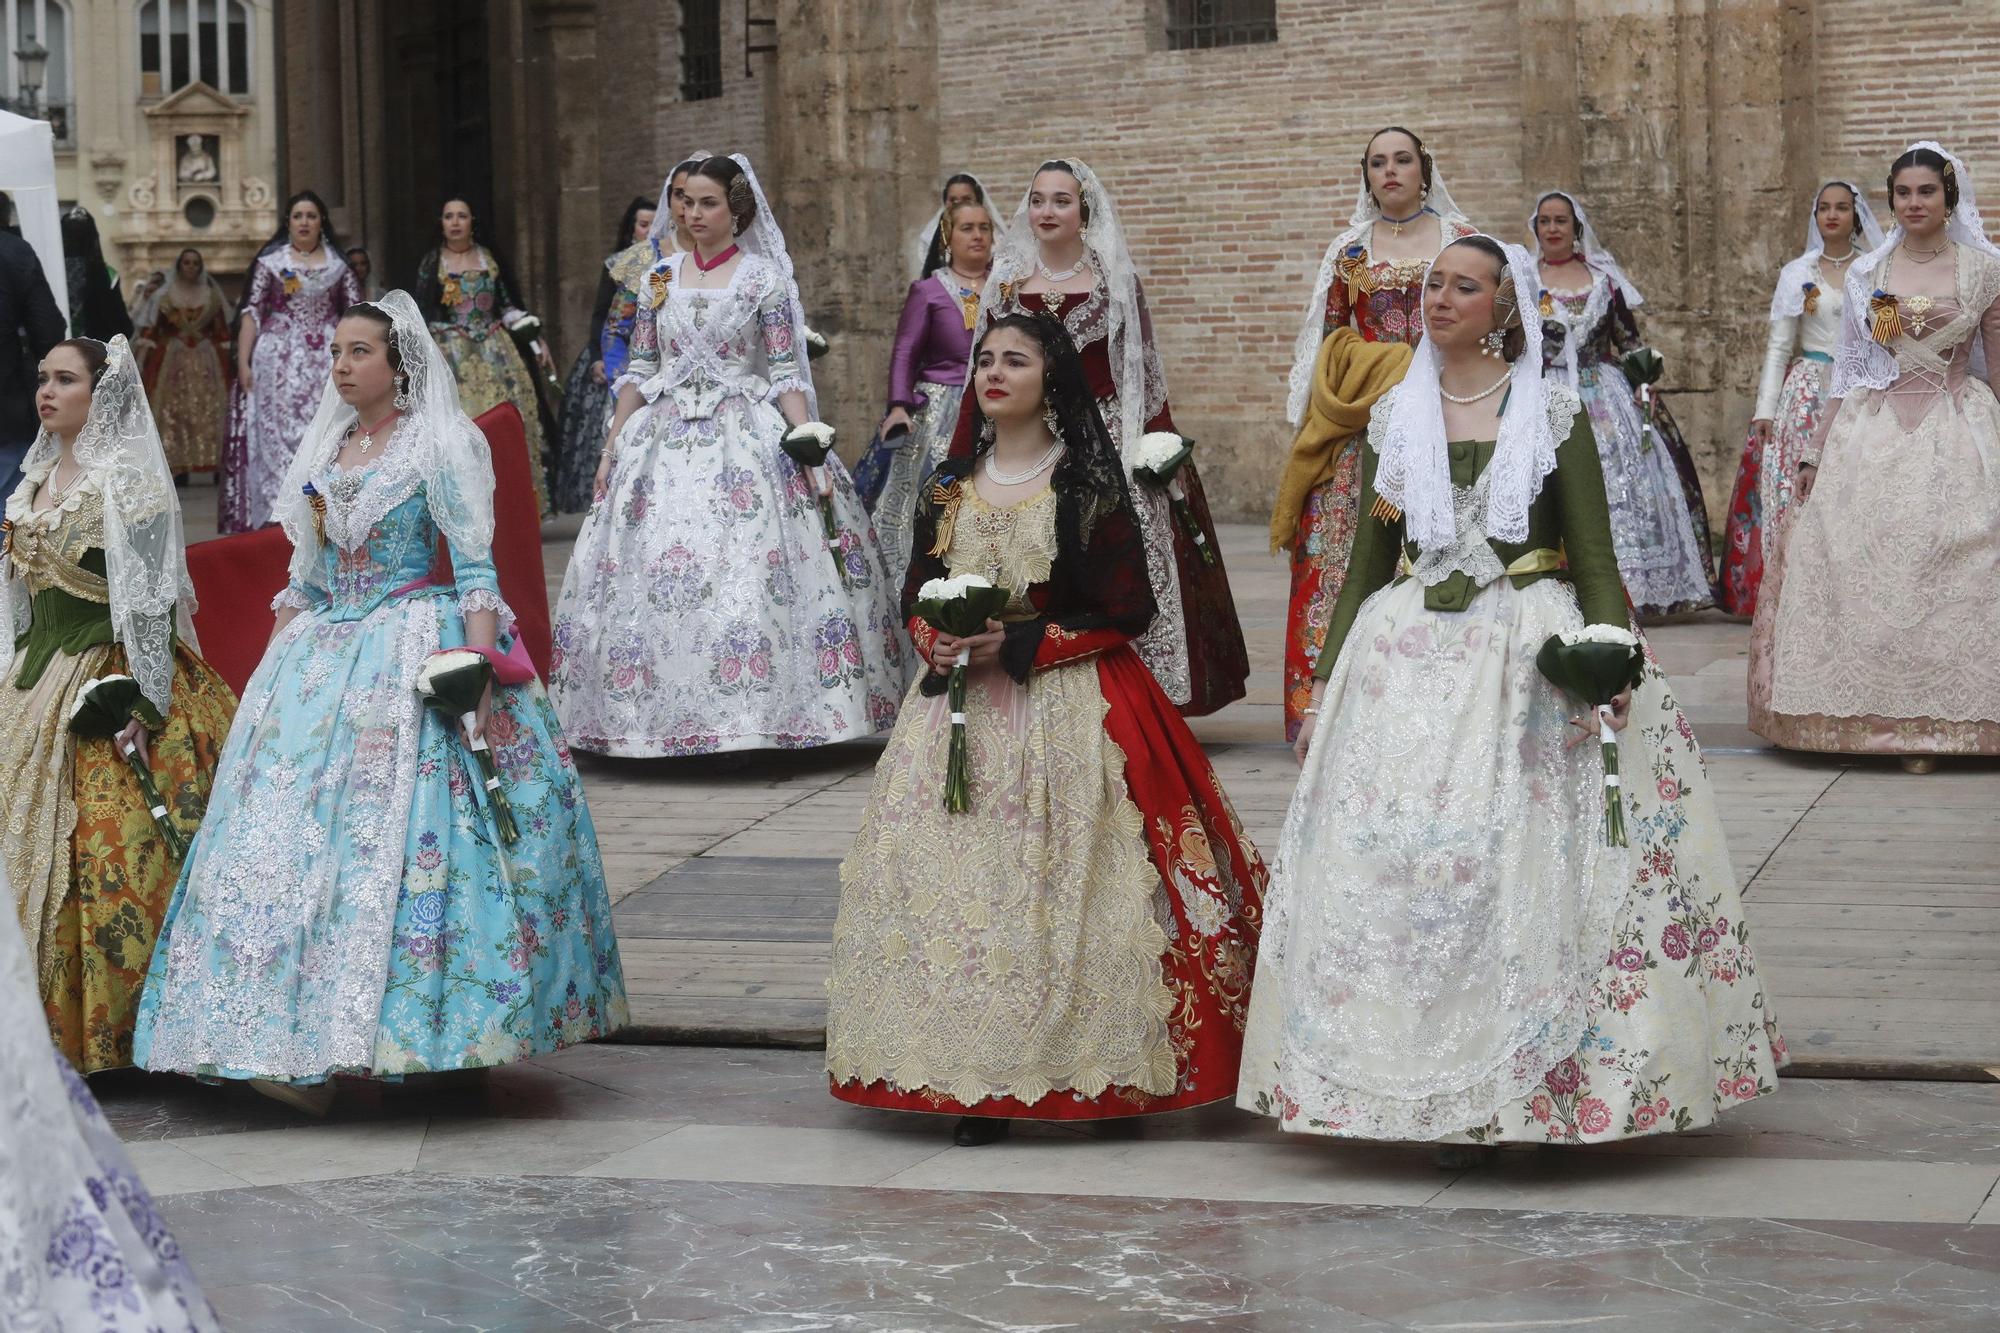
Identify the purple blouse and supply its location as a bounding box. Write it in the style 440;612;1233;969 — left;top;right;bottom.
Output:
887;273;977;408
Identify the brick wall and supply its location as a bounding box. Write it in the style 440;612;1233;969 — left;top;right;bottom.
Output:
932;0;1527;520
1815;1;2000;194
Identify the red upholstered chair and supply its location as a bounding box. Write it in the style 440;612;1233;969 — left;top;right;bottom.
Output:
185;402;552;697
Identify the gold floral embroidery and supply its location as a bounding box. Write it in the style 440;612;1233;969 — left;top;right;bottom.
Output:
647;265;672;310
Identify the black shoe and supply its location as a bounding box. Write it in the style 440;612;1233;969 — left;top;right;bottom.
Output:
953;1115;1011;1146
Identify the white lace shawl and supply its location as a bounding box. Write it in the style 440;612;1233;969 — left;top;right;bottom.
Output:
1769;180;1887;322
1831;141;2000;399
1373;238;1575;552
1529;190;1643;309
975;157;1163;449
274;290;498;596
3;335;197;716
1285;163;1474;426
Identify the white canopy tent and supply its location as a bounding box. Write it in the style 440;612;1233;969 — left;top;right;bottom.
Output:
0;109;67;324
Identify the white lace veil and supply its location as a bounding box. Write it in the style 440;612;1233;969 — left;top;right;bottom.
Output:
1286;141;1473;426
1769;179;1887;321
651;148;714;256
712;152;819;419
1373;237;1564;552
5;336;197;716
1529;190;1644;308
904;172;1003;278
978;156;1162;451
1833;140;1999;398
274;290;497;593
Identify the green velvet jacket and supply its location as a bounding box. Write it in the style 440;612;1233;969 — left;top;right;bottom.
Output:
1314;403;1628;682
11;547;115;690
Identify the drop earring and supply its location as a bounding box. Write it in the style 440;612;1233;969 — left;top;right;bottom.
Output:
1042;404;1061;437
394;374;412;410
1481;329;1507;359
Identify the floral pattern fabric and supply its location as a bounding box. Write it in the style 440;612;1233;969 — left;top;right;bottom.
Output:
1240;632;1784;1143
0;892;219;1331
135;451;626;1082
218;250;361;533
548;251;906;756
428;260;552;516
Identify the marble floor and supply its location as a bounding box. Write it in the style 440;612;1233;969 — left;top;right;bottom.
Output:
97;1047;2000;1330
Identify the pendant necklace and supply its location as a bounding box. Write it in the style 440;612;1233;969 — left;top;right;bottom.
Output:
1381;205;1432;237
353;410;402;454
1440;368;1512;404
984;438;1063;485
1901;238;1949;264
1037;255;1087;283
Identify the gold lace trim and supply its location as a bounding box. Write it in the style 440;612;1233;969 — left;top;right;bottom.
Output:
8;486;109;603
948;485;1057;611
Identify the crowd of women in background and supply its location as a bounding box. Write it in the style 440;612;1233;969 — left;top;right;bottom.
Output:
4;127;1994;1325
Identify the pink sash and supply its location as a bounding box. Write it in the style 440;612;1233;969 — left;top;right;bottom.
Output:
390;575;539;684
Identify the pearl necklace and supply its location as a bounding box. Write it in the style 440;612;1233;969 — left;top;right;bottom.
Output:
1439;367;1513;404
1037;255;1087;283
983;438;1063;485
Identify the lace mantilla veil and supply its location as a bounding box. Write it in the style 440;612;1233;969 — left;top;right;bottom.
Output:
976;157;1162;455
1768;179;1887;321
1285;153;1474;426
1832;140;2000;398
4;335;198;716
274;290;498;596
1528;189;1647;391
1372;236;1574;554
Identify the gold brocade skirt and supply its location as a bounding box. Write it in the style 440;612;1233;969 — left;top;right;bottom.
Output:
153;338;229;473
0;642;237;1071
435;325;551;515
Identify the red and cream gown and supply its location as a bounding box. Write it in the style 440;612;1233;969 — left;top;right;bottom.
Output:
1282;219;1478;738
951;282;1249;717
825;458;1265;1119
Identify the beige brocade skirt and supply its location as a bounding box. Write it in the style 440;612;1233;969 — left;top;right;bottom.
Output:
825;656;1178;1108
0;642;118;976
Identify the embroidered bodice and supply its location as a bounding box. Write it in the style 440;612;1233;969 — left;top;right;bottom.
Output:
435;263;506;335
945;485;1058;615
277;429;505;625
5;471;107;605
1323;218;1483;347
244;249;355;341
1541;271;1639;369
623;252;807;420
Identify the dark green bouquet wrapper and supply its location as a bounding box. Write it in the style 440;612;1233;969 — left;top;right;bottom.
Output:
68;675;185;860
782;425;841;545
1619;348;1666;453
1536;632;1644;847
914;578;1013;813
415;651;520;846
1131;435;1217;567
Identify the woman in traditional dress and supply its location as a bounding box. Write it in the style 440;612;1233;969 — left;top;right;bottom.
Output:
136;248;234;477
1239;237;1782;1159
552;196;656;514
1531;190;1715;617
220;191;363;533
135;293;626;1111
855;194;994;599
417;198;558;515
827;311;1265;1146
0;337;236;1072
1750;142;2000;771
548;154;905;756
961;158;1247;716
0;861;219;1331
1277;127;1480;739
1717;182;1885;615
346;246;384;302
597;156;709;413
905;172;995;279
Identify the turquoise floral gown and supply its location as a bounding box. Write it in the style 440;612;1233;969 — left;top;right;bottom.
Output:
134;422;627;1083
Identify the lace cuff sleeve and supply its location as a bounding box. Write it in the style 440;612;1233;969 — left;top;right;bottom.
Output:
271;583;321;612
457;587;517;633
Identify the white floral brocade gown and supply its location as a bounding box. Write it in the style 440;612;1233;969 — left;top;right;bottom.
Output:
548;251;906;755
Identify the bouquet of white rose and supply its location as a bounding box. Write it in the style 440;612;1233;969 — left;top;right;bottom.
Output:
415;648;519;845
1535;624;1644;846
68;675;184;860
1131;432;1215;566
913;573;1012;813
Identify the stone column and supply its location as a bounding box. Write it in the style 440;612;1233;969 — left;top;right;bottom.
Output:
766;0;941;454
1518;0;1817;524
527;1;604;350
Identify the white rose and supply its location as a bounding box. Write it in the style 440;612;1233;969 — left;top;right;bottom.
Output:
415;648;488;695
1560;625;1639;649
789;422;836;447
1134;431;1187;471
